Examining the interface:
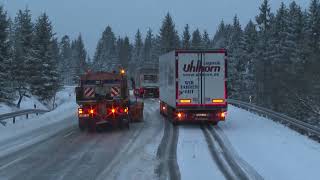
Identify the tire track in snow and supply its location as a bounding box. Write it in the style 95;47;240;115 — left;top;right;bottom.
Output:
156;116;180;180
202;125;264;180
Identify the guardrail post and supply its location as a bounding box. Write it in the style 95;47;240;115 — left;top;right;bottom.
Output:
13;117;16;124
26;113;29;119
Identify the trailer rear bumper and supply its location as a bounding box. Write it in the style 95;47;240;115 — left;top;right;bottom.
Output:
79;114;129;125
160;101;227;123
173;110;226;122
135;87;159;98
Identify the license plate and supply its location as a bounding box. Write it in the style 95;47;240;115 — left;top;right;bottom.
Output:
196;113;208;117
79;114;89;118
195;117;207;121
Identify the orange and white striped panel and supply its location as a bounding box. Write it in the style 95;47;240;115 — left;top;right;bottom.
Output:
84;87;95;98
111;87;121;97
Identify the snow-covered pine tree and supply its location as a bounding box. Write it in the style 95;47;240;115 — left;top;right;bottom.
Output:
239;20;258;102
212;20;234;49
59;35;72;85
228;15;243;99
274;1;308;119
71;34;87;83
202;30;211;49
0;6;14;103
12;8;34;108
93;26;117;71
149;34;161;69
159;13;180;53
307;0;320;52
118;36;130;69
303;0;320;122
29;13;59;101
267;2;291;111
182;24;191;49
191;29;202;49
143;28;153;64
212;20;227;48
48;38;62;108
129;29;143;75
255;0;274;107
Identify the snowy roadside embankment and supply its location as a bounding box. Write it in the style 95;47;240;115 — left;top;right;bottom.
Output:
0;86;75;115
220;105;320;180
0;95;47;115
0;86;78;157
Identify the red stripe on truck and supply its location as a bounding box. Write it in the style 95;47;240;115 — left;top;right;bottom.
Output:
175;49;226;54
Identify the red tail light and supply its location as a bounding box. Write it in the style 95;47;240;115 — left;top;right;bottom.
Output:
219;112;226;120
119;107;128;114
176;112;185;120
139;88;144;94
109;107;128;115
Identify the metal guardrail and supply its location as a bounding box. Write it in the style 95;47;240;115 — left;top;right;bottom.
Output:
228;99;320;138
0;109;50;126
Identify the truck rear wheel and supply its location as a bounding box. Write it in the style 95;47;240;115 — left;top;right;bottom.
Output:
88;120;96;132
211;122;218;126
119;118;130;130
172;120;179;126
79;123;85;131
78;119;86;131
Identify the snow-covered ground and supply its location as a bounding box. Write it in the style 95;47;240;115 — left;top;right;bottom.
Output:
177;126;225;180
0;86;76;115
0;94;47;115
0;86;78;157
220;105;320;180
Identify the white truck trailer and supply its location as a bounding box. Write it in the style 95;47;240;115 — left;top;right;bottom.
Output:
159;50;228;125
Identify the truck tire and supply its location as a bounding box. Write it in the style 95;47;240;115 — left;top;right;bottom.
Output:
119;118;130;130
172;120;179;126
79;122;85;131
88;120;96;132
211;122;218;126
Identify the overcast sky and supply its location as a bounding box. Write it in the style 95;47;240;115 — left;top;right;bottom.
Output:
0;0;309;56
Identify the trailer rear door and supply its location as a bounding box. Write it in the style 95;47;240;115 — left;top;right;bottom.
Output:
177;51;226;106
177;53;201;105
202;52;226;105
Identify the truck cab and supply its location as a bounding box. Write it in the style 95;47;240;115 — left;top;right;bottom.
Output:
134;67;159;98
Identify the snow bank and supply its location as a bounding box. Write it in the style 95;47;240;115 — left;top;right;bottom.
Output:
0;86;75;115
0;86;78;146
220;105;320;180
0;95;46;115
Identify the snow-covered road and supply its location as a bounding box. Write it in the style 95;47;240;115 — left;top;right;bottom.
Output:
177;125;225;180
1;98;320;180
0;99;164;180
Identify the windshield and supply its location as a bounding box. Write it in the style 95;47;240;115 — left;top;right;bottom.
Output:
143;74;158;84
